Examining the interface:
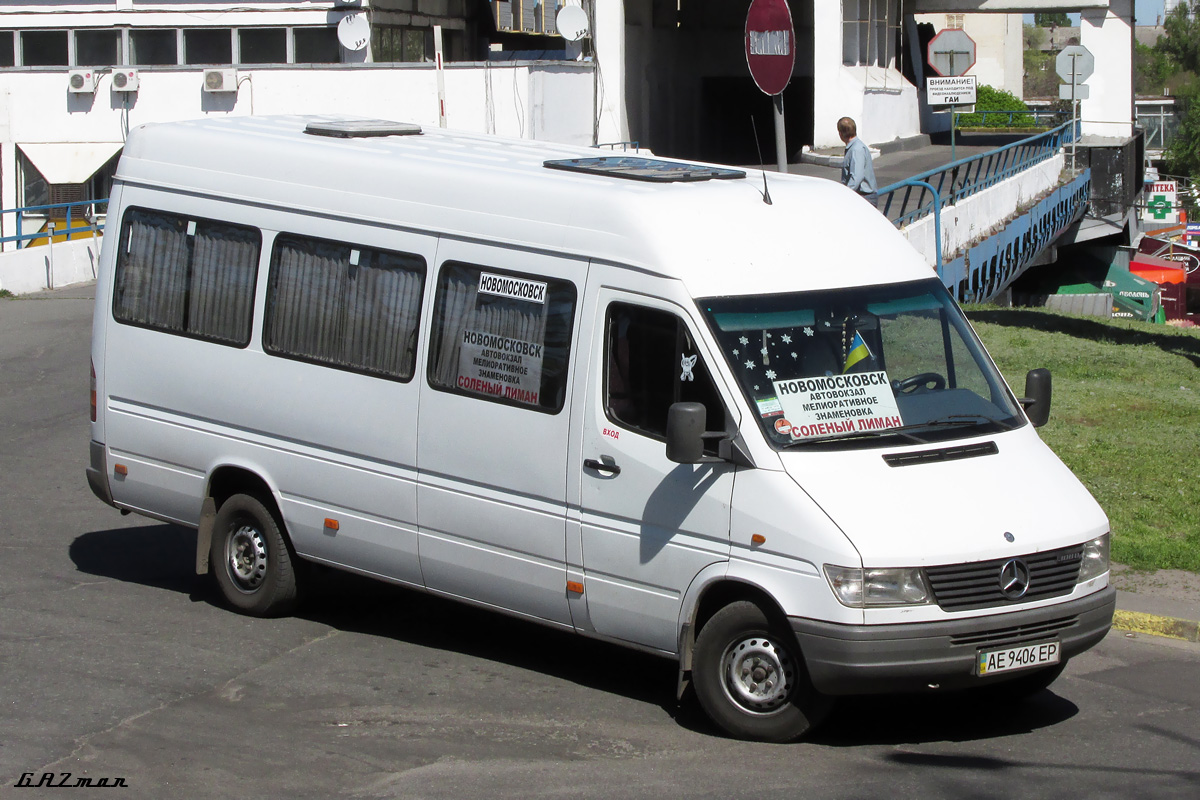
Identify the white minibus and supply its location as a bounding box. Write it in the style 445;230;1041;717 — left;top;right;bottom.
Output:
88;116;1113;742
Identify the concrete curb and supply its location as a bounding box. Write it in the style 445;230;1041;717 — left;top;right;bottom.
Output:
1112;609;1200;643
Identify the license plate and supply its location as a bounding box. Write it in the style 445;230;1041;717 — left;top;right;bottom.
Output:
977;640;1060;676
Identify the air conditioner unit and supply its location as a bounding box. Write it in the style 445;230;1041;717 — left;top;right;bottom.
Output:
112;69;140;92
68;70;98;94
203;69;238;93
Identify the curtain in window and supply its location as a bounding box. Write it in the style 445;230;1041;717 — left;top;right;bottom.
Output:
267;237;424;379
189;224;259;344
268;237;348;365
429;266;549;388
114;212;189;332
344;251;424;379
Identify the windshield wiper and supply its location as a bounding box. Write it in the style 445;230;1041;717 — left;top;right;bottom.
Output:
783;415;1008;448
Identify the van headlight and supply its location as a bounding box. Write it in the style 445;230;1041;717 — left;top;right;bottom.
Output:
1077;533;1110;583
823;565;930;608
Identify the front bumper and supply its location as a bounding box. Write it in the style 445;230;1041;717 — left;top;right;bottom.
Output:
790;585;1115;695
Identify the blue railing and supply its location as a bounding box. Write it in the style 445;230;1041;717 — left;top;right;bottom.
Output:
878;120;1078;228
954;110;1071;128
0;199;108;247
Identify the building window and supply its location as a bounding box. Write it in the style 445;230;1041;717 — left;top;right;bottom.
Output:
294;27;341;64
113;209;261;347
842;0;901;69
21;30;69;66
264;235;427;381
184;29;233;65
946;14;965;30
130;29;179;65
17;150;49;209
427;262;577;413
372;25;433;63
76;30;122;67
1;32;16;67
239;28;287;64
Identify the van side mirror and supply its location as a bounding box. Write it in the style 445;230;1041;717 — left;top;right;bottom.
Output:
1020;368;1052;427
666;402;707;463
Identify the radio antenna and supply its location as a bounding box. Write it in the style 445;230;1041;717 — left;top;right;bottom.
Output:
750;116;772;205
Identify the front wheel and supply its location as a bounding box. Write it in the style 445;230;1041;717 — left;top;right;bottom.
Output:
693;601;832;742
210;493;298;617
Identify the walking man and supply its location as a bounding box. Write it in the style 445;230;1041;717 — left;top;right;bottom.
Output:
838;117;878;208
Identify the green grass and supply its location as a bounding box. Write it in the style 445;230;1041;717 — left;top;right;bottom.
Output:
964;307;1200;572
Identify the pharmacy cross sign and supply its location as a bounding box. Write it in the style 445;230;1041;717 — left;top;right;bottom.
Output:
1147;194;1173;220
745;0;795;96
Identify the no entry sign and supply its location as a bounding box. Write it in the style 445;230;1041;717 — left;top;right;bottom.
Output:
745;0;795;96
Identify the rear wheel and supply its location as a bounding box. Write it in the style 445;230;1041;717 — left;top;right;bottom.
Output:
693;601;832;742
210;493;298;617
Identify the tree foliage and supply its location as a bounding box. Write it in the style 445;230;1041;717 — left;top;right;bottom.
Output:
1159;1;1200;179
956;85;1037;128
1034;13;1071;27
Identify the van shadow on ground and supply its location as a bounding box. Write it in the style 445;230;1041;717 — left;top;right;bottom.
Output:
71;523;1079;744
968;308;1200;369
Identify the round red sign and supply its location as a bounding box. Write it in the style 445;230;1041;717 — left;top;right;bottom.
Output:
745;0;795;96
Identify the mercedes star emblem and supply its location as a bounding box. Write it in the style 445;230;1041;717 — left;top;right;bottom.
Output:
999;558;1031;600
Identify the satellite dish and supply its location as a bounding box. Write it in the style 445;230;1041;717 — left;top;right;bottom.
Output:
337;12;370;51
556;5;589;42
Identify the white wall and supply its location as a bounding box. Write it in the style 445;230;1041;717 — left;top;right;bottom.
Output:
811;3;921;150
0;62;595;244
1081;0;1135;139
0;236;100;294
901;153;1066;266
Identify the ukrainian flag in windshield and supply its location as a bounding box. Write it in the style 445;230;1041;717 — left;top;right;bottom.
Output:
843;331;872;373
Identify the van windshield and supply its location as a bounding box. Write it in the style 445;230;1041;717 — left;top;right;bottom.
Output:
699;278;1024;448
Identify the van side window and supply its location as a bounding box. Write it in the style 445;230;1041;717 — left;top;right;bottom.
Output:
112;208;260;346
427;262;576;414
605;303;726;451
264;234;427;381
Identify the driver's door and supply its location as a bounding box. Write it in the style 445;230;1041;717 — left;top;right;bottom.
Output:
574;278;738;653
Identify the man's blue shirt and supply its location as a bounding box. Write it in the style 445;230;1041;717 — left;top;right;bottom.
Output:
841;137;877;196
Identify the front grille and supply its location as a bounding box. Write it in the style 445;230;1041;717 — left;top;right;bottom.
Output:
925;545;1084;611
949;615;1078;647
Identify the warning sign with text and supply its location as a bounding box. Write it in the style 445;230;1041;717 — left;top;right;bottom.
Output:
771;371;903;440
457;329;544;407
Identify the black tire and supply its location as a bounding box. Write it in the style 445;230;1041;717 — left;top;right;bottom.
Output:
210;493;298;617
975;661;1067;704
693;601;833;742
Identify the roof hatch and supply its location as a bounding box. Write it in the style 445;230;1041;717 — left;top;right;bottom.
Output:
304;120;422;138
543;156;745;182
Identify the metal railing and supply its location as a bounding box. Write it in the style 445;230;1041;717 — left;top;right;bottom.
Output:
877;120;1078;228
953;109;1071;128
1;199;108;247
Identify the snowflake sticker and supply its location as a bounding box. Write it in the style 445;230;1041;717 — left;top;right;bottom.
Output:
732;348;739;356
791;352;798;359
760;347;769;356
781;334;792;344
765;370;777;380
803;327;814;337
739;336;749;346
744;360;756;370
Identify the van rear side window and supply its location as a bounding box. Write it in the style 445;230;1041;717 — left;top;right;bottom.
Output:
112;208;260;346
427;262;576;413
264;234;426;381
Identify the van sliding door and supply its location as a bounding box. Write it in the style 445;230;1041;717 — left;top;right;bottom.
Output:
415;243;584;627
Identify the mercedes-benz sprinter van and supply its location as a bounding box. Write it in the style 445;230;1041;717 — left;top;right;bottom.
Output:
88;116;1113;742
